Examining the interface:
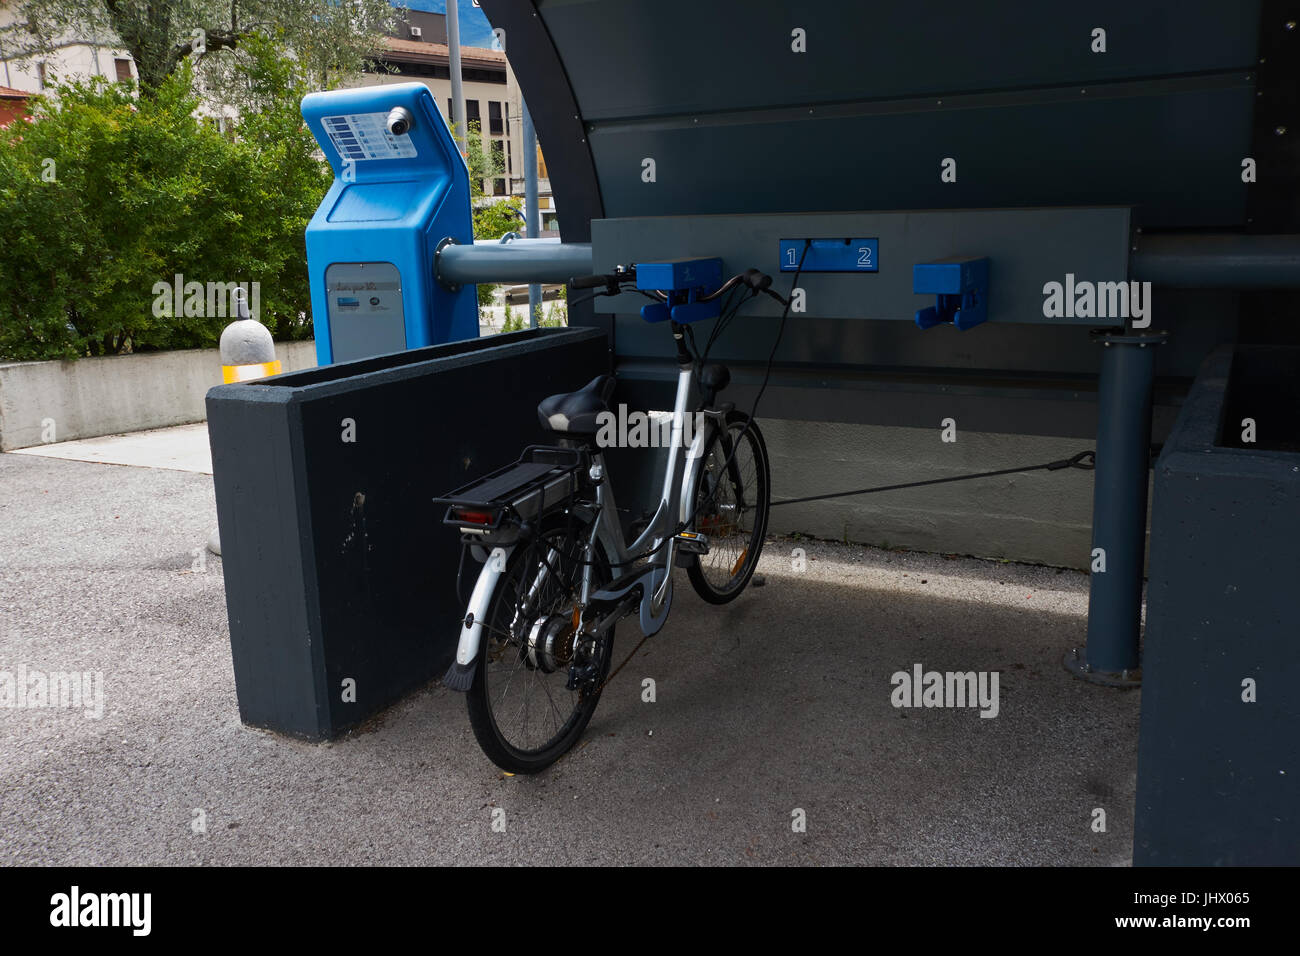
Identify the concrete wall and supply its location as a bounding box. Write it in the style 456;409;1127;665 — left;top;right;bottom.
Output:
0;341;317;451
763;419;1150;570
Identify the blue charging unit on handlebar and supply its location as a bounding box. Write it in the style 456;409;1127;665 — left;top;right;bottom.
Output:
301;82;478;364
636;257;723;323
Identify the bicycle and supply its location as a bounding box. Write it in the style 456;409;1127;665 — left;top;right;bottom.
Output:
434;259;789;773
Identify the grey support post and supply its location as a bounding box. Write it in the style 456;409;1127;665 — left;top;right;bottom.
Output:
1066;331;1168;686
522;97;541;326
447;0;467;157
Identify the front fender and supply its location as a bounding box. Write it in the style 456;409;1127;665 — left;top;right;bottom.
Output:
679;417;715;523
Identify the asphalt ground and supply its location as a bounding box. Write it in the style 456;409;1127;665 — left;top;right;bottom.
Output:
0;450;1139;865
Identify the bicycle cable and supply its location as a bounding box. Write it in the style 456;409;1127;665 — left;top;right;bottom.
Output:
769;450;1097;507
670;240;811;538
586;256;812;686
595;245;811;568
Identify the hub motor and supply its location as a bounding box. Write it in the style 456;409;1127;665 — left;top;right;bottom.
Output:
525;613;577;673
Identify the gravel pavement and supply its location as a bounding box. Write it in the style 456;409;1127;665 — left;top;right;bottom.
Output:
0;452;1139;865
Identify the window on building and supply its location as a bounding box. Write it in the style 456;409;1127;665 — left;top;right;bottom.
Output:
114;58;132;83
462;67;506;85
488;101;503;135
493;178;506;197
393;61;448;79
445;99;481;130
490;139;504;172
537;146;549;180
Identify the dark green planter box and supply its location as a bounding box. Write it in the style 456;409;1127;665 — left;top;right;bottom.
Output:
1134;345;1300;865
207;328;609;739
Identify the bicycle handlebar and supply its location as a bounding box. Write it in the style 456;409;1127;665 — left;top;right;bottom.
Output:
567;266;775;299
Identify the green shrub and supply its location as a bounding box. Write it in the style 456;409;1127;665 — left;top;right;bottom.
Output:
501;305;525;333
0;45;328;361
472;195;525;310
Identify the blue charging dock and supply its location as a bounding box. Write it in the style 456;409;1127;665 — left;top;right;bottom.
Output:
913;257;989;331
636;257;723;323
301;83;478;364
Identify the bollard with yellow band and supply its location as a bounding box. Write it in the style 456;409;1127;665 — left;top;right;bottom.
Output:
219;288;280;385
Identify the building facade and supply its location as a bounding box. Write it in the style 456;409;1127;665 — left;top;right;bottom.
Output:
0;1;137;94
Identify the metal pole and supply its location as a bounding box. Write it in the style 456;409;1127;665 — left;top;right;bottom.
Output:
1131;234;1300;289
436;239;592;286
447;0;467;157
1066;331;1167;687
522;97;541;327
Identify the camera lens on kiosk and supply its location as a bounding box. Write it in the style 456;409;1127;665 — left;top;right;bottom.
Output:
386;107;412;136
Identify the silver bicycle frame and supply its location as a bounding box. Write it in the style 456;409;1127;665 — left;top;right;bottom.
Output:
588;365;713;632
452;366;714;669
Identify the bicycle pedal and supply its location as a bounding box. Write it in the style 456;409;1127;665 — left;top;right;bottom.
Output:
566;663;600;691
673;531;710;555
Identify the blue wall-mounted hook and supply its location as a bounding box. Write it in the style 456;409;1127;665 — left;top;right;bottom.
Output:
913;257;989;331
636;257;724;324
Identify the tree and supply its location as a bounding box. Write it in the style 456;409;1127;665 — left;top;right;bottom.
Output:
0;0;398;98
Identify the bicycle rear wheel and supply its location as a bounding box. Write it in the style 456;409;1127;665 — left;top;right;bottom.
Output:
686;412;770;604
466;513;614;774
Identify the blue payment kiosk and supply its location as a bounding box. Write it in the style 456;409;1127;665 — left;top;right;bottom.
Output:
301;82;478;364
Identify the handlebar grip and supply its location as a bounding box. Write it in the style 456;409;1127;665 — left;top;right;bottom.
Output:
569;274;609;290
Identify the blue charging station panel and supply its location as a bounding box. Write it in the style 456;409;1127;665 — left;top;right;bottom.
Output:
779;238;879;272
301;83;478;364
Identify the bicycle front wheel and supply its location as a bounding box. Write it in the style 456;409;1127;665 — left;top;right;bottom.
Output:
686;412;770;604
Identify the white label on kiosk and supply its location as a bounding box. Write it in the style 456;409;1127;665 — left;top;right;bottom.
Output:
327;262;405;317
325;262;407;360
321;113;417;162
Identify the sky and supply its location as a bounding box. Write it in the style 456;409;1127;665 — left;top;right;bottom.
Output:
397;1;497;48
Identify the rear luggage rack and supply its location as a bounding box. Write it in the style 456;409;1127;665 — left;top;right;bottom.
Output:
434;445;585;530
